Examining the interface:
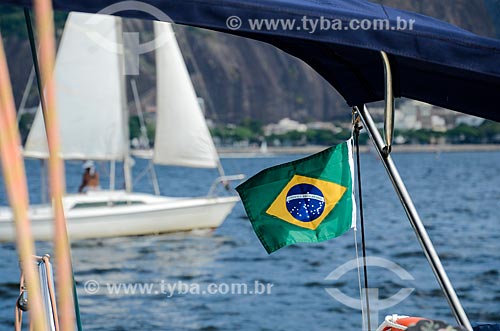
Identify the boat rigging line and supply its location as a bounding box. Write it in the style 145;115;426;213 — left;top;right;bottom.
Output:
25;3;77;329
130;78;161;195
353;117;371;331
0;25;47;331
23;9;47;129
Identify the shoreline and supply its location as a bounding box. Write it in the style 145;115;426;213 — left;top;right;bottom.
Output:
218;144;500;156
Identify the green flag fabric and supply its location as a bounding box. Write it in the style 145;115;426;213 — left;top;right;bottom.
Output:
236;139;356;254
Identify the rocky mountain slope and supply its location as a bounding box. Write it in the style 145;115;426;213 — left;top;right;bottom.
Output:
1;0;498;124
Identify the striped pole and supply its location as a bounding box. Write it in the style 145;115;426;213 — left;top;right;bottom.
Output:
0;33;47;331
32;1;76;329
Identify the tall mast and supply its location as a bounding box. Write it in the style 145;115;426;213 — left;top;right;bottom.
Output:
116;18;132;192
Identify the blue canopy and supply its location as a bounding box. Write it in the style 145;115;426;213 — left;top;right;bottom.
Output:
4;0;500;121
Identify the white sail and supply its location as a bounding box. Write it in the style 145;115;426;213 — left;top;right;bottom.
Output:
24;12;126;160
153;22;219;168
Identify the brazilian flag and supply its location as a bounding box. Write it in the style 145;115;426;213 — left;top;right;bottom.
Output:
236;140;355;254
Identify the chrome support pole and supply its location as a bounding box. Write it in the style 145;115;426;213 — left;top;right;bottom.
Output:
380;51;394;155
355;105;472;331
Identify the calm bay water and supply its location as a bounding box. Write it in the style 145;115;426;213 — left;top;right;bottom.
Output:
0;151;499;330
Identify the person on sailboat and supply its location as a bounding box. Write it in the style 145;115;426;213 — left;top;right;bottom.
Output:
79;160;100;193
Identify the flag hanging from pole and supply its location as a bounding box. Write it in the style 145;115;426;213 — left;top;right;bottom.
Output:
236;139;356;254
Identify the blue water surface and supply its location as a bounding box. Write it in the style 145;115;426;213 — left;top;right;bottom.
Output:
0;151;498;330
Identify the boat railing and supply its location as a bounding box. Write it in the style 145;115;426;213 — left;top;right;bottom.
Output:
16;254;59;331
207;174;245;196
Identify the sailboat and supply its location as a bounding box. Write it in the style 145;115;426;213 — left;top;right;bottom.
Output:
0;12;241;241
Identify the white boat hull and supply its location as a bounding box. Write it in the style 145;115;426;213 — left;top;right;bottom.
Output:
0;191;239;241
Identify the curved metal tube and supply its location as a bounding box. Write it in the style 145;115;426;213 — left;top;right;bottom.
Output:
380;51;394;155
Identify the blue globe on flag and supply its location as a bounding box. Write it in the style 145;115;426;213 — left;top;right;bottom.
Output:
286;183;325;222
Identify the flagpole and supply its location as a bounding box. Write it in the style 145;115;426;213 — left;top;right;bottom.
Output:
355;105;472;331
